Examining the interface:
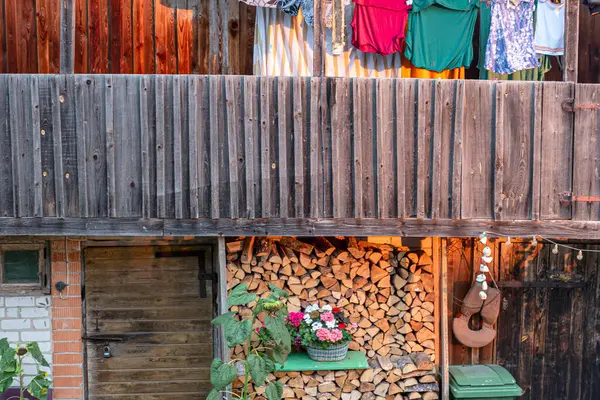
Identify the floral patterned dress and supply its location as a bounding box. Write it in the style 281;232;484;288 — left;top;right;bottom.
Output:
485;0;540;74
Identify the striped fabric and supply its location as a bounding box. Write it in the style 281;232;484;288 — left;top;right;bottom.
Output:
240;0;277;7
253;4;403;77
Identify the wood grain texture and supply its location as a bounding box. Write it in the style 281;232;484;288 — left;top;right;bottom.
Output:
133;0;155;74
84;246;214;399
36;0;61;73
564;0;580;82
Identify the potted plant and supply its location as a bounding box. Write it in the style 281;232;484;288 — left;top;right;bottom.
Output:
298;304;355;362
0;339;52;400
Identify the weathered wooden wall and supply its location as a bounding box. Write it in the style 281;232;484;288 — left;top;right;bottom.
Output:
0;0;255;74
0;75;598;236
446;238;600;400
579;8;600;84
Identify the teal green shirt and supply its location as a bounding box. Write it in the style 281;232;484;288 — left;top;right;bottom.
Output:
405;0;479;72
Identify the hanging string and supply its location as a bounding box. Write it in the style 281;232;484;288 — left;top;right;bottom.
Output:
479;231;600;254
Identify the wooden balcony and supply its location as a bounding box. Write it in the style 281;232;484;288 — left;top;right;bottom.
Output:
0;74;599;237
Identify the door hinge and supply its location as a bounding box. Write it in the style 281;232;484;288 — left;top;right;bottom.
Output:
559;191;600;206
562;98;600;112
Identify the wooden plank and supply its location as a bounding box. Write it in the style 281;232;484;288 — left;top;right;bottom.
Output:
104;76;116;218
309;78;322;218
187;76;200;219
60;0;75;73
154;0;177;74
155;75;166;218
238;2;256;75
353;78;376;218
6;217;600;238
15;0;38;72
190;76;211;218
0;76;14;215
133;0;156;73
564;0;579;82
313;0;323;76
416;80;433;218
38;76;57;217
74;77;88;217
30;76;43;217
376;79;395;218
208;76;221;218
208;0;223;74
225;76;243;218
139;76;152;218
217;237;230;362
278;77;293;218
0;0;5;72
244;76;260;218
260;76;278;217
452;81;465;219
330;78;353;218
572;84;600;221
212;76;230;218
396;79;417;217
88;0;109;73
50;76;65;217
226;0;240;74
529;246;550;400
540;82;574;220
196;0;209;74
461;81;494;219
292;77;309;218
73;0;87;72
36;0;61;73
172;76;184;219
581;245;600;400
59;76;80;217
493;82;505;221
87;380;210;395
89;368;210;384
531;84;543;220
176;1;195;74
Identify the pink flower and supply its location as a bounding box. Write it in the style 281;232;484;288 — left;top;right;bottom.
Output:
329;329;343;342
287;312;304;328
316;328;331;341
320;312;335;323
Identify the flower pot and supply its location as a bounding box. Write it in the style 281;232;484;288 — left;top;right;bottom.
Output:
306;343;349;362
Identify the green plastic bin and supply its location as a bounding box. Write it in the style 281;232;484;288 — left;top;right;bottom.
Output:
449;364;523;400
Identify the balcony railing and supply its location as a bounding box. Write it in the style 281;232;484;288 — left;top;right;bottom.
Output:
0;75;598;237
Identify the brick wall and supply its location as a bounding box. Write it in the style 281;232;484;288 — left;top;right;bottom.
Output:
0;295;53;384
50;240;84;400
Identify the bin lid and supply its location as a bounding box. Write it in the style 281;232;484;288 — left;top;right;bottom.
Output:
449;365;523;398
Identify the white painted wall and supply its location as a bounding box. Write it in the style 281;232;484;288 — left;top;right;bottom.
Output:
0;295;53;385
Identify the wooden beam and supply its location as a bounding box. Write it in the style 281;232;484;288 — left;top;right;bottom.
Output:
59;0;75;73
4;217;600;239
215;238;230;363
496;281;586;289
564;0;580;82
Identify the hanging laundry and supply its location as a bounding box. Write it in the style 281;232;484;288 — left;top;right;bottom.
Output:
401;58;465;79
534;0;565;55
253;5;403;77
302;0;315;25
350;0;412;56
239;0;277;6
485;0;539;74
278;0;303;16
404;0;479;72
479;2;551;80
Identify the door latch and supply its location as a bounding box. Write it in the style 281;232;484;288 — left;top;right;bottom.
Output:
559;191;600;206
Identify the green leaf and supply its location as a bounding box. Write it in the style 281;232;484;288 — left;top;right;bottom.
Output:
265;315;291;353
0;371;16;393
26;374;51;400
264;356;275;373
227;283;257;307
210;358;238;391
206;389;220;400
27;342;50;367
268;345;287;366
211;312;236;326
268;283;289;299
247;353;269;386
0;347;16;373
265;381;284;400
224;319;252;348
0;338;9;353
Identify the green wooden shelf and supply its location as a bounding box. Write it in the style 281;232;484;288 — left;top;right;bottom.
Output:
275;351;369;372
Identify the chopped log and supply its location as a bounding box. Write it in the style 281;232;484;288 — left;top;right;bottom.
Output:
416;328;435;344
410;352;435;371
422;392;439;400
281;246;298;263
408;393;422;399
279;237;314;255
255;238;272;257
348;247;366;259
393;275;407;290
240;237;256;264
321;275;338;289
227;240;244;253
371;265;388;284
421;340;435;349
419;375;436;384
347;237;359;249
404;378;419;387
314;237;336;256
404;383;440;393
422;302;434;313
407;252;420;264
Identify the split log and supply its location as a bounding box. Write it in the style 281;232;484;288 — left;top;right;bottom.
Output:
278;237;314;255
240;237;256;264
410;352;435;371
227;240;244;253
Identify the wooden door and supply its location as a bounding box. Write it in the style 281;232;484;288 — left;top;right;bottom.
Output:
84;246;215;400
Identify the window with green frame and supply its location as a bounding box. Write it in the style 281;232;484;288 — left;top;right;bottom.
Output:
0;244;48;291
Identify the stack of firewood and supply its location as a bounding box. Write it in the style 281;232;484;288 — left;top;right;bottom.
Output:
226;237;438;399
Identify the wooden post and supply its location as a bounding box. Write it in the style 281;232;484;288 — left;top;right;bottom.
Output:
313;0;324;77
216;238;230;362
59;0;75;73
437;238;450;400
564;0;580;82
